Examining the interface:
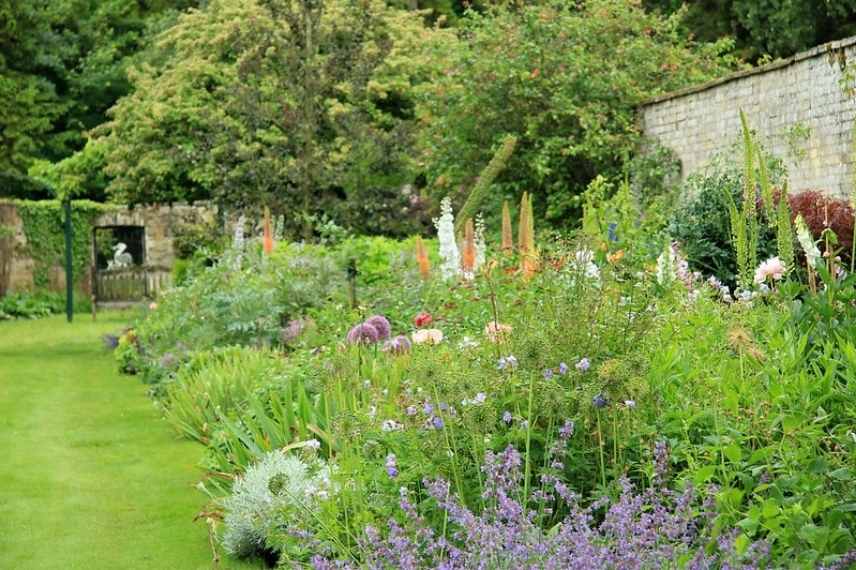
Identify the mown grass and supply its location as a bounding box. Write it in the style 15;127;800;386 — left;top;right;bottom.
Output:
0;313;261;569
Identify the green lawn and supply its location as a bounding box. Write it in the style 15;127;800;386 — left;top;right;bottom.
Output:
0;313;261;570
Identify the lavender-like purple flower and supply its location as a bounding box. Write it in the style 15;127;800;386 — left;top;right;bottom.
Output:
405;405;417;416
558;419;575;440
576;357;591;373
347;323;380;345
431;416;444;430
314;443;770;569
502;411;513;425
423;402;434;415
365;315;391;340
592;393;608;409
558;362;569;375
385;454;398;479
497;355;519;371
543;368;554;380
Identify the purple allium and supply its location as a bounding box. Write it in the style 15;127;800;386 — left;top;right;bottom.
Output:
280;318;309;344
558;362;569;375
576;357;591;373
592;393;608;409
365;315;391;340
383;335;412;355
385;454;398;479
543;368;554;380
431;416;444;430
347;323;380;344
502;411;513;425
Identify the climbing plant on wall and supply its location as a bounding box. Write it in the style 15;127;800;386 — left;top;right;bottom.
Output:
5;199;117;289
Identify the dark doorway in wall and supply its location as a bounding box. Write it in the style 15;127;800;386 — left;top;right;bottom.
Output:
93;226;145;269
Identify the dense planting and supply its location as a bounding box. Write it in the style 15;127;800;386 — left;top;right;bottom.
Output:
116;175;856;567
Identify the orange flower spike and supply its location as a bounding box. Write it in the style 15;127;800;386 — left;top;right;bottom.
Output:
415;236;431;280
501;201;513;254
262;207;274;255
461;218;476;274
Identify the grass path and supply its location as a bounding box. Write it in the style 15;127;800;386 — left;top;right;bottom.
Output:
0;313;260;570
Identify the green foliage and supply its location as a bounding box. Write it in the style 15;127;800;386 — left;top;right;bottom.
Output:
419;0;735;228
0;291;63;320
98;0;449;237
454;135;518;233
646;0;856;61
3;199;116;289
668;146;782;284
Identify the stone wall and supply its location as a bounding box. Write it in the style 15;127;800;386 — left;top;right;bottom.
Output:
0;201;216;295
639;36;856;199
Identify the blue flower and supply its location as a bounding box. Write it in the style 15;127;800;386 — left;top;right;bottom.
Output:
592;394;608;409
607;222;618;242
385;454;398;478
558;362;569;375
432;415;445;429
502;411;513;425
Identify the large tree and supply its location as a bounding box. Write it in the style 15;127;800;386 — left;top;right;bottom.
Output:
97;0;451;237
645;0;856;62
417;0;737;227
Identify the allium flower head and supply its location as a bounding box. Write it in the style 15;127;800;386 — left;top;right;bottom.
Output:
347;323;380;345
383;335;412;355
753;256;786;285
364;315;391;340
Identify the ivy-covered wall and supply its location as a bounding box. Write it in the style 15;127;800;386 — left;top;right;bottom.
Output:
0;199;118;293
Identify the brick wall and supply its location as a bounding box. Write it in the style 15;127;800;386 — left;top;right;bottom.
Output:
640;37;856;199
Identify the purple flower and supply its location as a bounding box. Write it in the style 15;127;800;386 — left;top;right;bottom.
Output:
497;355;518;371
365;315;391;340
543;368;554;380
558;362;569;375
405;405;417;416
385;454;398;479
383;335;411;354
502;411;513;425
576;357;591;373
558;420;575;439
347;323;380;345
431;416;445;429
592;393;608;408
423;402;434;415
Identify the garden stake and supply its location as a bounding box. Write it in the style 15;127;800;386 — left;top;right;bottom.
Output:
63;197;73;323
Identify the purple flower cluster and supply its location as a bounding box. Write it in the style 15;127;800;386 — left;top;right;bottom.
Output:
313;444;770;570
346;315;391;345
383;335;412;355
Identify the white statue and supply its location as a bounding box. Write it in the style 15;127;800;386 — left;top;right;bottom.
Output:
107;242;133;270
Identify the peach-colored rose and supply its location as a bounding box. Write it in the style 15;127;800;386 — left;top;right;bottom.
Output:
412;328;444;345
484;322;512;343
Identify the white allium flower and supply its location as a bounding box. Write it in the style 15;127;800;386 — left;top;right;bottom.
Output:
221;450;332;558
433;197;460;280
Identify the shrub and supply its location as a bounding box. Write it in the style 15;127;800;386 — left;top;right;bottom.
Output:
788;190;854;263
668;151;781;284
0;291;63;320
222;449;332;561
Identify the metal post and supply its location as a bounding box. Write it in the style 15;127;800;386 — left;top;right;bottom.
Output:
63;198;73;323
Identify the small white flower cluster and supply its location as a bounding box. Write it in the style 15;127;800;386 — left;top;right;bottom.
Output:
433;197;460;280
566;248;600;286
